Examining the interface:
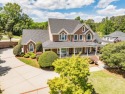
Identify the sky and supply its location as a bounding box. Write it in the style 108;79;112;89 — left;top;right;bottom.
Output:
0;0;125;22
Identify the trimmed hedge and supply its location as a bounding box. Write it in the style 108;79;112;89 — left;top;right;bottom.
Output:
13;45;21;56
36;42;43;52
30;54;36;59
38;51;58;68
24;53;29;58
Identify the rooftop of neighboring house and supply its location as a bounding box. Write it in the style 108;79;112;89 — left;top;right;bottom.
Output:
103;31;125;41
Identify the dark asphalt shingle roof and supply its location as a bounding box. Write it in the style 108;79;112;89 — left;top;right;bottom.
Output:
49;18;81;34
21;29;49;45
94;32;102;43
43;41;102;49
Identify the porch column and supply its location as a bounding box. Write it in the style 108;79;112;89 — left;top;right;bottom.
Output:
43;48;45;52
59;48;61;58
95;46;98;55
74;48;75;55
87;47;88;56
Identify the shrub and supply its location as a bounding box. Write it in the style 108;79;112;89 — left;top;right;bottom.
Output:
27;52;34;56
36;55;40;61
24;53;29;58
38;51;58;68
30;54;36;59
20;52;25;57
13;45;21;56
36;42;43;52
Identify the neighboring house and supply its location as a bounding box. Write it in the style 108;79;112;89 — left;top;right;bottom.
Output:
21;18;102;58
102;31;125;45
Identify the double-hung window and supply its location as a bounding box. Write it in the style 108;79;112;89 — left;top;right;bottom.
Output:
79;35;83;41
74;34;78;41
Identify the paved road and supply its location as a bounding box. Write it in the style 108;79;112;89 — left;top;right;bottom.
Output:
0;48;104;94
0;48;59;94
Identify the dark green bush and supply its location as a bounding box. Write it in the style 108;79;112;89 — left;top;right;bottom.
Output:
36;42;43;52
38;51;58;67
24;53;29;58
13;45;21;56
30;54;36;59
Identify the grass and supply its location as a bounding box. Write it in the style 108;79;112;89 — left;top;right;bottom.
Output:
17;57;40;68
89;70;125;94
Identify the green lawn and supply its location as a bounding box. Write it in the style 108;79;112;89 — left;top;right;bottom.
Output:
17;57;40;68
89;71;125;94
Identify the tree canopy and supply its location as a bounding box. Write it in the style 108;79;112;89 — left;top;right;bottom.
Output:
100;42;125;70
48;55;94;94
0;3;48;36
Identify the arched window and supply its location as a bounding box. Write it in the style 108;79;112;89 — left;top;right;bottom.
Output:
29;43;34;52
86;33;92;40
59;32;67;41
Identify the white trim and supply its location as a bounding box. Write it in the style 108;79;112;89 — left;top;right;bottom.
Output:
84;24;94;35
29;43;34;52
86;33;92;41
74;34;78;41
58;28;69;34
59;32;67;41
26;39;36;45
82;26;86;33
72;24;84;34
79;34;83;41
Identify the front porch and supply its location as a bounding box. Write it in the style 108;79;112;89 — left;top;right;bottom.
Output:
43;47;99;58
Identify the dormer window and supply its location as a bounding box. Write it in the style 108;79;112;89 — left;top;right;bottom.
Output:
59;32;67;41
86;33;92;41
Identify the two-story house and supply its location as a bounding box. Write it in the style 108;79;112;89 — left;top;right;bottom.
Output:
21;18;102;58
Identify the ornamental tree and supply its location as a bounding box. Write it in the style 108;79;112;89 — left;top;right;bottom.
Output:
47;55;94;94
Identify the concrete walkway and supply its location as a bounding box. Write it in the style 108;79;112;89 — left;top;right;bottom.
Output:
0;48;105;94
0;48;59;94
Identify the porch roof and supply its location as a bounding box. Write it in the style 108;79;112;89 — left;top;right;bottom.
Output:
43;41;103;49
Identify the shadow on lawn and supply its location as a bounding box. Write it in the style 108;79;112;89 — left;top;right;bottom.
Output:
106;68;125;78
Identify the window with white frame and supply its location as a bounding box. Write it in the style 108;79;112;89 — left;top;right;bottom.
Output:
82;26;85;33
29;43;34;52
79;35;83;41
74;34;78;41
59;32;67;41
86;33;92;40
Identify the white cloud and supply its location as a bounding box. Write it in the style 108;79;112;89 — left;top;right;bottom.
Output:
0;0;105;22
27;9;104;22
97;5;125;16
97;0;118;8
0;0;95;10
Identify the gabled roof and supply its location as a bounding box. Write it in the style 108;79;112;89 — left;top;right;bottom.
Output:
105;31;125;37
49;18;81;34
21;29;49;45
104;31;125;41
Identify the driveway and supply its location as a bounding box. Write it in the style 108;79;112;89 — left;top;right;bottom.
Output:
0;48;59;94
0;48;104;94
